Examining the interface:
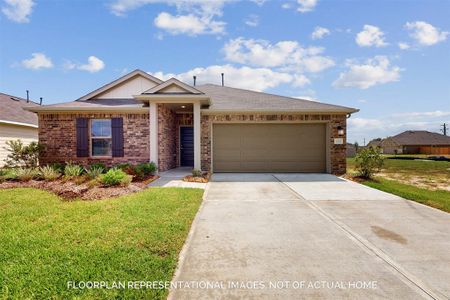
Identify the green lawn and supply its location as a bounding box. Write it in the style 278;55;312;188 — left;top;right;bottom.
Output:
347;157;450;213
0;187;203;299
362;177;450;213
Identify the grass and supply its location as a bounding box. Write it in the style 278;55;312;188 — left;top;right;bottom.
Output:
347;156;450;213
0;187;204;299
362;177;450;213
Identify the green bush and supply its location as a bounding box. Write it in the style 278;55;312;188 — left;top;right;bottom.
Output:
40;165;61;181
89;162;107;171
64;163;84;177
115;163;135;175
0;168;18;181
3;140;44;168
99;168;132;187
192;169;202;177
355;147;384;179
49;162;65;173
16;168;40;181
133;162;157;179
85;166;104;179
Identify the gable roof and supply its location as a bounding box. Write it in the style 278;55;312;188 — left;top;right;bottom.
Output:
143;78;204;94
0;93;39;127
78;69;163;101
388;130;450;146
197;84;358;113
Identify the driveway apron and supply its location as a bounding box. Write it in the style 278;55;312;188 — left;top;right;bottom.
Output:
170;173;433;299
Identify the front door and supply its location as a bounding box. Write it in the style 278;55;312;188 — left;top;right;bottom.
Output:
180;127;194;167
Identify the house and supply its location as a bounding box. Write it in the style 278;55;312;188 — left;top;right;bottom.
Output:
0;93;39;166
25;69;358;175
368;131;450;155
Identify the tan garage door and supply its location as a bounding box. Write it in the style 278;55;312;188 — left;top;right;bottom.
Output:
213;123;327;172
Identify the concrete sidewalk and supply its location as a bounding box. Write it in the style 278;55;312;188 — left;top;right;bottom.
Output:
169;173;442;299
148;167;207;189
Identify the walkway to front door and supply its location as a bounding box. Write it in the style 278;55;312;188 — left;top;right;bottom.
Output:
180;127;194;167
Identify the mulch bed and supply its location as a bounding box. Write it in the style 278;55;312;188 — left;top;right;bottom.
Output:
183;173;211;183
0;175;159;201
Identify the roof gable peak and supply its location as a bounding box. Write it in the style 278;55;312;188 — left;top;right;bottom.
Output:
142;77;203;95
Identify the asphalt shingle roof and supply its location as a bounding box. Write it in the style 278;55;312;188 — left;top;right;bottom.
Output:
390;130;450;146
0;93;39;126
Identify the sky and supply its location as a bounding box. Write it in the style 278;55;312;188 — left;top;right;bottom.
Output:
1;0;449;144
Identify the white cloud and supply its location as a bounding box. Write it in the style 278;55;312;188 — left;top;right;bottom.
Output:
311;26;330;40
1;0;34;23
154;12;225;35
392;111;450;118
223;37;334;73
21;53;53;70
281;3;291;9
78;56;105;73
333;56;400;89
151;64;300;91
398;42;410;50
110;0;232;36
355;25;387;47
405;21;449;46
65;56;105;73
292;74;311;87
357;99;367;103
297;0;317;13
244;14;259;27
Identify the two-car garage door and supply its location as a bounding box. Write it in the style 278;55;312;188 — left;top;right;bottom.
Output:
213;124;327;173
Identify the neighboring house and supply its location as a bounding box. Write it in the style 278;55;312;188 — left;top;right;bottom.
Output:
368;131;450;155
0;93;39;166
26;69;358;175
346;143;356;157
367;138;382;149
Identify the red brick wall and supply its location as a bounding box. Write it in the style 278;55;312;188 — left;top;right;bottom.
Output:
38;112;149;167
200;113;347;175
158;105;177;171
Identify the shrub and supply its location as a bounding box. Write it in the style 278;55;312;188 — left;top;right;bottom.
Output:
49;162;65;173
16;168;40;181
192;169;202;177
355;147;384;179
99;168;132;187
85;166;104;179
64;163;84;177
115;163;135;175
134;162;157;179
1;168;18;181
40;165;61;181
3;140;44;168
89;162;107;171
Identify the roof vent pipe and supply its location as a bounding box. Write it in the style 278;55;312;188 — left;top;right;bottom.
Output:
26;90;29;102
40;97;43;105
221;73;224;86
193;75;197;86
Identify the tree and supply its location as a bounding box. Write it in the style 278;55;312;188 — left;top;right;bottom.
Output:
3;140;44;168
354;147;384;179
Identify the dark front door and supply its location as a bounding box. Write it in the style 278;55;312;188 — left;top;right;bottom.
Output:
180;127;194;166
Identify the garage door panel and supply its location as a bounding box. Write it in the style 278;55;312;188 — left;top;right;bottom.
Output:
213;124;326;173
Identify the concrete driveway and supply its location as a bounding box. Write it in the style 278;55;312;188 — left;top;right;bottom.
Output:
170;173;450;299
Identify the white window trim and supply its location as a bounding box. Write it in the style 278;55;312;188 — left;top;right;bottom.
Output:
90;119;112;158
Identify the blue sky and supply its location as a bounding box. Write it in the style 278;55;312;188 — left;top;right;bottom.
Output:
1;0;449;144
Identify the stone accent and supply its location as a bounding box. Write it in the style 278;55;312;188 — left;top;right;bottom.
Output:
38;113;149;167
200;113;347;175
158;104;177;172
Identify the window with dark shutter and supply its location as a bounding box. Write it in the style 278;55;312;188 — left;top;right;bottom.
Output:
111;117;124;157
76;118;89;157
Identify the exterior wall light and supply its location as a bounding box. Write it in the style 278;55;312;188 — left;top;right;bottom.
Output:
337;126;344;136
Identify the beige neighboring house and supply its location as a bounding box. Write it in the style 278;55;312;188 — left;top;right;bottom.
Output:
26;69;359;175
0;93;39;166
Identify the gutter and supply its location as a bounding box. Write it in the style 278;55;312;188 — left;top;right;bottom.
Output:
201;109;360;114
23;106;149;113
0;119;38;128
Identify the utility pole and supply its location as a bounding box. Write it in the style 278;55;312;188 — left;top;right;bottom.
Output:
441;123;448;136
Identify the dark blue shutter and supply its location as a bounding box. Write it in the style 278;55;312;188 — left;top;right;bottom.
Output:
76;118;89;157
112;117;124;157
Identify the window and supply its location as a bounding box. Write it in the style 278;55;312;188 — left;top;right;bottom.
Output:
91;119;112;156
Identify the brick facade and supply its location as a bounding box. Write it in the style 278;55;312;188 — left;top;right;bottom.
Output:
200;113;347;175
38;111;347;175
157;105;177;171
38;112;149;167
